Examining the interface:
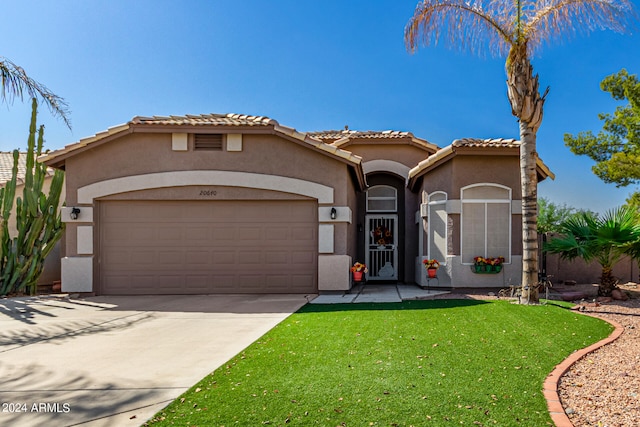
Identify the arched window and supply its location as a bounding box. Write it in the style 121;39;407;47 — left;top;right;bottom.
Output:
428;192;447;263
366;185;397;212
461;184;511;264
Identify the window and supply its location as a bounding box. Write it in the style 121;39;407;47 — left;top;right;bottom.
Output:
428;192;447;263
194;134;223;150
461;184;511;264
366;185;397;212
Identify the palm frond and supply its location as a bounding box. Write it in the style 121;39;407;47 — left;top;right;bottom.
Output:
404;0;516;58
525;0;636;56
0;57;71;129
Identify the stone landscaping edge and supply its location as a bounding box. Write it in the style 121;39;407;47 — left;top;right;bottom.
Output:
543;313;624;427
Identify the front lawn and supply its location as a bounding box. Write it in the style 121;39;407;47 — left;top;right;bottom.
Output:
147;299;612;426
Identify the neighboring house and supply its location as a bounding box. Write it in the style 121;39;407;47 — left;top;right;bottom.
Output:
0;152;64;285
40;114;553;295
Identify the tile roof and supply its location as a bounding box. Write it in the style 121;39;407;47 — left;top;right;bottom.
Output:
130;113;278;127
39;113;366;189
309;130;416;143
0;152;55;185
407;138;555;189
452;138;519;148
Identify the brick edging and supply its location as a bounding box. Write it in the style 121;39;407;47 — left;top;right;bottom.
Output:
543;311;625;427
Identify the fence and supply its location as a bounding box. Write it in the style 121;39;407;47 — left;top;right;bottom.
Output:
540;234;639;285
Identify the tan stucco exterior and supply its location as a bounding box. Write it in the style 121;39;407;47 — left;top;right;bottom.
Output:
42;114;555;295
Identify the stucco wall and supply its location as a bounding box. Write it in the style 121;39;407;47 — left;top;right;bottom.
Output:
347;144;431;169
451;156;521;199
63;133;353;205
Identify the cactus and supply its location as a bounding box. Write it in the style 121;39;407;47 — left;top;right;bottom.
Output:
0;98;65;296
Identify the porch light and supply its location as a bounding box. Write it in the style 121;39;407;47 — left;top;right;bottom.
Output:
70;207;81;220
330;207;337;220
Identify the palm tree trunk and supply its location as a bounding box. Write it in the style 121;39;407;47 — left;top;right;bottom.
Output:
519;121;539;303
599;266;617;296
506;46;547;304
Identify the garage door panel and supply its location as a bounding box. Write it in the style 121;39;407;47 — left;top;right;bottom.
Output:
100;200;317;295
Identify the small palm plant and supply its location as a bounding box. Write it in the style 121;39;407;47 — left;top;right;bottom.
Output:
544;206;640;296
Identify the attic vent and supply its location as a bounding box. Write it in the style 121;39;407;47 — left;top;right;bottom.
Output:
194;134;223;150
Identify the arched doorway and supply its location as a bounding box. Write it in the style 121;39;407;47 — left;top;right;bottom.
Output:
361;173;405;282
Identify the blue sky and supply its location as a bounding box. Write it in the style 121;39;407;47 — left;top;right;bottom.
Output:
1;0;639;213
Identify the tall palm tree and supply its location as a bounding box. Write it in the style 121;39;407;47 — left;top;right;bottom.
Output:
544;206;640;296
0;57;70;128
405;0;634;302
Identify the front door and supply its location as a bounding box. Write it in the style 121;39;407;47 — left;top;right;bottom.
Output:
365;214;398;281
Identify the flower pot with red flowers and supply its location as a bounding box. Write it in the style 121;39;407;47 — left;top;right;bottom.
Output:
350;262;368;282
423;259;440;278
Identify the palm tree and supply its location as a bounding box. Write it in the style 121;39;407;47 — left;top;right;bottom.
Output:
1;57;71;128
405;0;634;302
544;206;640;296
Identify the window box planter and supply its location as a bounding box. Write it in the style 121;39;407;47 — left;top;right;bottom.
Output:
472;265;502;274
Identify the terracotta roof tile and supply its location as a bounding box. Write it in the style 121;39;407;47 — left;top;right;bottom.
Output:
309;130;413;142
130;113;278;127
452;138;519;148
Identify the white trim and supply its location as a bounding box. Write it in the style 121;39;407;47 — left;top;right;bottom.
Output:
172;133;188;151
61;206;93;223
427;192;448;263
318;224;334;254
366;185;397;212
318;206;352;223
226;134;243;151
61;257;93;293
318;255;351;291
362;160;410;181
460;183;512;265
461;182;512;200
77;171;335;204
428;191;448;203
77;226;93;255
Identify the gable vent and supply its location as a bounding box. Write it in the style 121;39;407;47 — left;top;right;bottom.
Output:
194;134;223;150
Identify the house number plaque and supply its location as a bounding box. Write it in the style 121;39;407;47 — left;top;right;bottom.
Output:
199;190;217;196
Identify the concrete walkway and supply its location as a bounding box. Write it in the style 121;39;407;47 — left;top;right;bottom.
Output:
0;294;309;427
310;283;449;304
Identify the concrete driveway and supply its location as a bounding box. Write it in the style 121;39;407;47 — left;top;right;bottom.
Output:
0;294;310;427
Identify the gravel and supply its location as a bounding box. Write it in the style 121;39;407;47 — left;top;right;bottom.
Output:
557;284;640;427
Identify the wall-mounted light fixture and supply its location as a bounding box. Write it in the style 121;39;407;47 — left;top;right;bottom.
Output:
330;207;337;220
70;207;81;220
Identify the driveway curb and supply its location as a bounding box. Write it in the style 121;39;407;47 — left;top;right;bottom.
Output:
543;312;624;427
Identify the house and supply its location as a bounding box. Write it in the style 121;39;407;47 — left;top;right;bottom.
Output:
0;152;64;286
40;113;553;295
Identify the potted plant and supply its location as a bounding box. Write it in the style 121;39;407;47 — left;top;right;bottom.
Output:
473;256;487;273
423;259;440;278
473;256;504;273
487;256;505;272
351;262;368;282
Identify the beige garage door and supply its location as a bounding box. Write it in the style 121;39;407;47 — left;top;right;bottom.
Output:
99;200;317;295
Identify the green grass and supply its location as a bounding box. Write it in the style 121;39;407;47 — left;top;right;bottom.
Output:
147;300;612;426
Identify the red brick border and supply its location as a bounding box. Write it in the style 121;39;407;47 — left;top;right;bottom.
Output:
543;312;624;427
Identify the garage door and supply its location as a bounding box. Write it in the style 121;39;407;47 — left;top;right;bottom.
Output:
99;200;317;295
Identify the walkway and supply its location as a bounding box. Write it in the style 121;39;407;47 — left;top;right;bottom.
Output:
310;283;449;304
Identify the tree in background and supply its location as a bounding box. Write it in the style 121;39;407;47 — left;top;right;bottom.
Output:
0;99;65;296
626;191;640;211
0;57;70;128
545;206;640;296
404;0;634;302
538;198;577;234
565;69;639;192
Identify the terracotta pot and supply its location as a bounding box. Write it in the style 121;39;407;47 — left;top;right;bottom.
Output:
353;271;364;282
427;268;437;278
